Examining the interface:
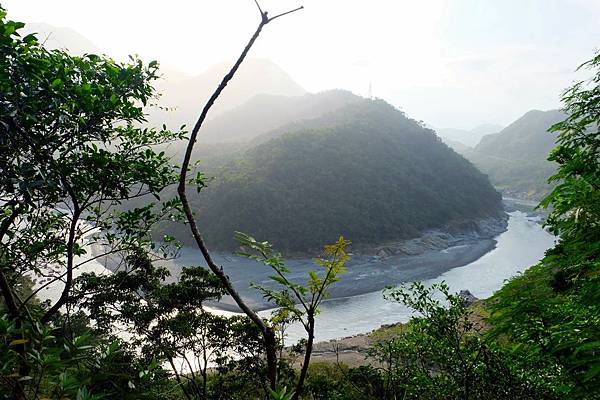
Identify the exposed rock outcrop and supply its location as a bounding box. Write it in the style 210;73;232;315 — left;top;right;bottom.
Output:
366;215;508;259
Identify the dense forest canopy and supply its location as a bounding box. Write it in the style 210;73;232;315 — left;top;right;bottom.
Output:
162;99;503;252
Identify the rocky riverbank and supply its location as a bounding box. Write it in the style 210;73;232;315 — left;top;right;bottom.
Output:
203;214;508;311
356;215;508;259
503;197;548;224
92;213;509;312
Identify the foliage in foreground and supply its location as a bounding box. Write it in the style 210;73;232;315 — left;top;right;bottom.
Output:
0;6;186;398
489;51;600;399
0;7;348;398
237;233;350;398
298;283;555;400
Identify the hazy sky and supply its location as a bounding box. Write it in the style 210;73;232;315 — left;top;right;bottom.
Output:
4;0;600;128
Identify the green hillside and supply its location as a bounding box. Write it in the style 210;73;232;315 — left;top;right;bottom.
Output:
475;110;563;160
174;99;503;252
465;109;564;199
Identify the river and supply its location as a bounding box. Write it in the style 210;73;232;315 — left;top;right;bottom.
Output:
262;210;556;343
37;210;555;344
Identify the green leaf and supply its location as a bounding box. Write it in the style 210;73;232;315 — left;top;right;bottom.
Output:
269;275;289;286
9;339;28;346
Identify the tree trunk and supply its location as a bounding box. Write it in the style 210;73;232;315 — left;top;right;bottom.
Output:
265;326;278;390
168;357;192;400
293;315;315;400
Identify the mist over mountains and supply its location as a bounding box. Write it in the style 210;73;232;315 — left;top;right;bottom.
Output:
436;124;504;148
151;58;307;130
195;89;361;144
21;22;102;55
21;23;307;131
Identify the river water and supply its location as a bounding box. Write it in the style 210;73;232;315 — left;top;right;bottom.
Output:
38;210;555;344
263;211;556;343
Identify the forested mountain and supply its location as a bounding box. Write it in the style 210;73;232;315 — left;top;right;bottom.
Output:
475;110;563;160
165;99;504;252
465;109;564;199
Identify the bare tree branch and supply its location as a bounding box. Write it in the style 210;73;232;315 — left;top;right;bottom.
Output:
254;0;265;17
268;6;304;22
177;1;302;390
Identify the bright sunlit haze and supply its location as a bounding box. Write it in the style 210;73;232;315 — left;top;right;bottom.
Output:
5;0;600;129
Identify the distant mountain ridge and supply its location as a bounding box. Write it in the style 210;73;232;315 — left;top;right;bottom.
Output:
22;23;307;133
152;58;307;130
436;123;503;148
197;89;361;144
